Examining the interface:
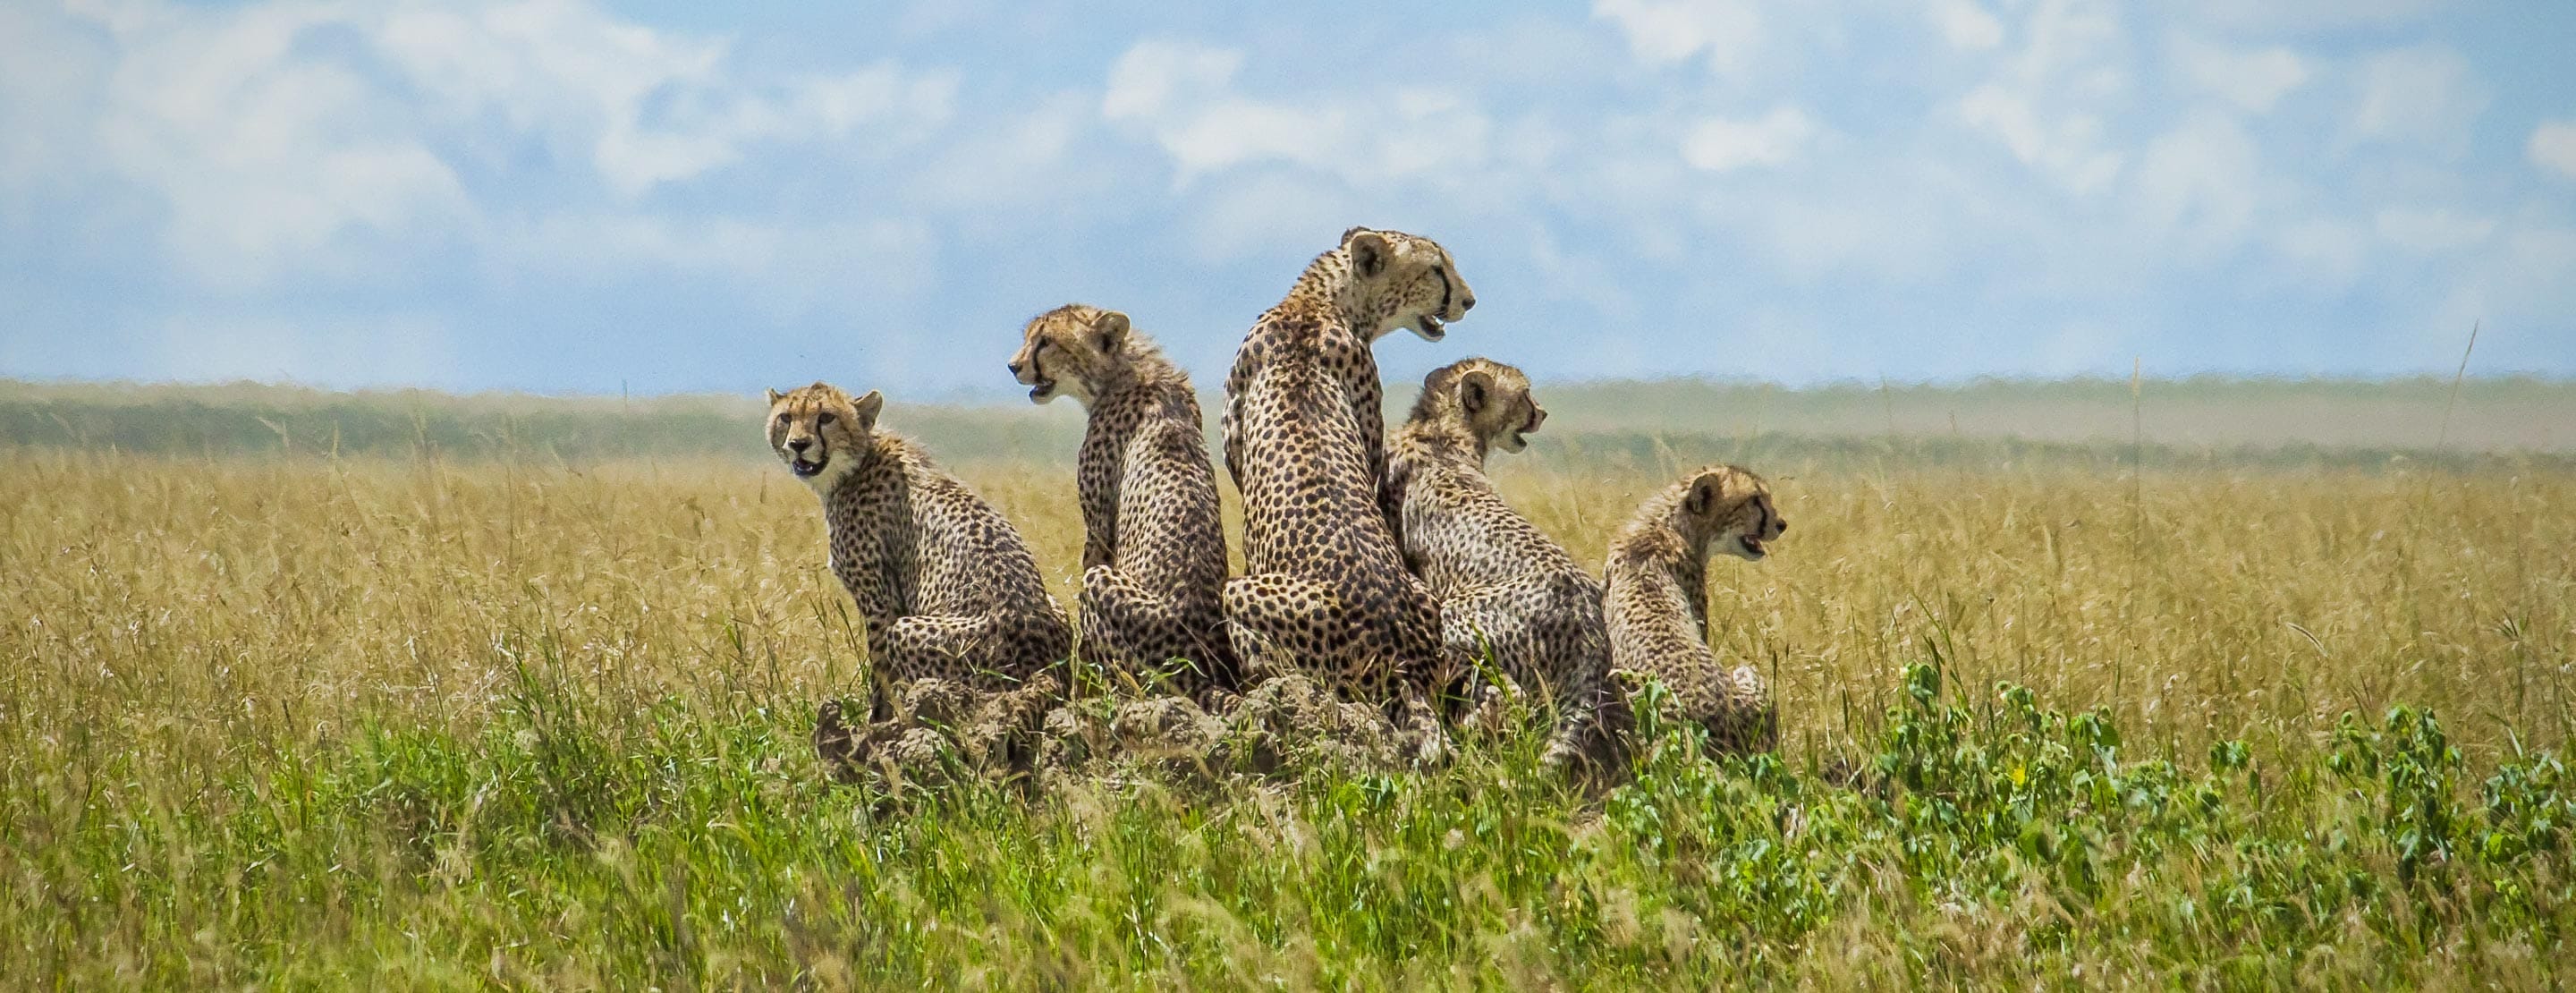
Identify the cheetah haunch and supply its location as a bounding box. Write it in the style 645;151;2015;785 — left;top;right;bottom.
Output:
1008;304;1238;699
1603;464;1788;754
1387;358;1626;769
1219;227;1473;765
767;383;1071;713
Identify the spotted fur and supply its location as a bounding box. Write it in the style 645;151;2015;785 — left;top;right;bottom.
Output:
1221;225;1475;543
1602;464;1789;754
767;383;1072;709
1386;358;1625;768
1007;304;1237;697
1219;228;1474;764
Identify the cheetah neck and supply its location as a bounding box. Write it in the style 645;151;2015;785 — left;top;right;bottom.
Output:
1613;494;1714;629
1274;246;1382;337
813;433;902;505
1086;344;1191;415
1396;418;1488;471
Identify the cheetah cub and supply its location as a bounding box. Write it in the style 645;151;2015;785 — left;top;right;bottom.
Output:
1602;464;1788;754
1007;304;1238;698
767;383;1072;710
1387;358;1624;769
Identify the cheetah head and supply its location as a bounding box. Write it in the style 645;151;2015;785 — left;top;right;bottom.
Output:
1680;464;1789;562
1006;304;1131;406
1342;226;1474;344
1420;357;1546;454
763;382;881;495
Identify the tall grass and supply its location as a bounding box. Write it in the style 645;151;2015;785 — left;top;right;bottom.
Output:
4;440;2572;986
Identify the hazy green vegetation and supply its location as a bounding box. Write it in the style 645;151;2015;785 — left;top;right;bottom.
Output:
7;376;2572;471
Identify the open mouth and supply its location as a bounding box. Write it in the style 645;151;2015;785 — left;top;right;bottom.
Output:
1029;378;1055;402
790;454;828;478
1504;429;1529;451
1415;314;1446;340
1738;534;1768;558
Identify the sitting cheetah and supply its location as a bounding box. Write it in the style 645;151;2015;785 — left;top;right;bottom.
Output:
1386;358;1624;768
1222;225;1475;545
1006;304;1238;697
1602;464;1789;753
767;383;1072;711
1221;227;1474;762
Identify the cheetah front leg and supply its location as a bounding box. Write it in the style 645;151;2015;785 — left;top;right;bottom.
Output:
1080;565;1235;700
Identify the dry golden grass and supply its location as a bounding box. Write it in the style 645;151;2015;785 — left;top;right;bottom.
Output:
5;446;2574;987
7;450;2569;766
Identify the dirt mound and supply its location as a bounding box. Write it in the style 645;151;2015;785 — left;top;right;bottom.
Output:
812;675;1061;791
818;675;1445;790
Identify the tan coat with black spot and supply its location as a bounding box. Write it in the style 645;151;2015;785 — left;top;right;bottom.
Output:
1219;227;1474;763
1007;304;1237;699
1602;464;1787;754
1386;357;1626;769
767;383;1071;714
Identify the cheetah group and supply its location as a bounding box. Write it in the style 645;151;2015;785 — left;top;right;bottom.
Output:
777;226;1787;785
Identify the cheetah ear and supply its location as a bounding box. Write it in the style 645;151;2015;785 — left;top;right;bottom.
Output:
1091;310;1131;352
1340;225;1371;244
852;389;884;430
1683;471;1732;518
765;387;783;407
1348;230;1393;279
1456;369;1493;415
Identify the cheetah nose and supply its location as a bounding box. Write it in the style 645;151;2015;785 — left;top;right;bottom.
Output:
786;438;811;453
1006;361;1022;376
1775;520;1788;534
1459;294;1476;312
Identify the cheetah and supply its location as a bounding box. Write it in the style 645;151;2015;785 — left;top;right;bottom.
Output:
1602;464;1789;754
1222;225;1474;545
1006;304;1238;698
767;382;1072;712
1386;358;1625;769
1220;228;1473;762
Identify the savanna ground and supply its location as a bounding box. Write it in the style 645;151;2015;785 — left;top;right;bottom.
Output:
4;378;2574;988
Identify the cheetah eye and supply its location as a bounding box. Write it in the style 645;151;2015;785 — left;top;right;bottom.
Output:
774;412;790;427
817;412;836;426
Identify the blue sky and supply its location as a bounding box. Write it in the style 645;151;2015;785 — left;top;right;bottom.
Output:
2;0;2572;398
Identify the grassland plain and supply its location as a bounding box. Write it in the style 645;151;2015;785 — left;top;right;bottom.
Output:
4;380;2575;988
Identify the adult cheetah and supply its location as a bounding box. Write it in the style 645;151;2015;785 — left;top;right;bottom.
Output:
1006;304;1238;698
1386;358;1624;768
1221;228;1473;762
1221;225;1474;544
767;382;1072;712
1602;464;1788;754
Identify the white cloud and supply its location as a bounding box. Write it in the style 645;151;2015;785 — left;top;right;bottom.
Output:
1954;0;2131;195
496;213;939;317
2133;113;2261;260
1680;107;1816;171
154;312;458;388
1590;0;1764;75
21;0;954;289
1101;39;1492;189
2266;217;2368;289
2373;207;2496;254
2346;45;2488;157
373;3;954;197
1927;0;2005;50
2169;35;2310;114
2178;0;2442;34
2530;121;2576;181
